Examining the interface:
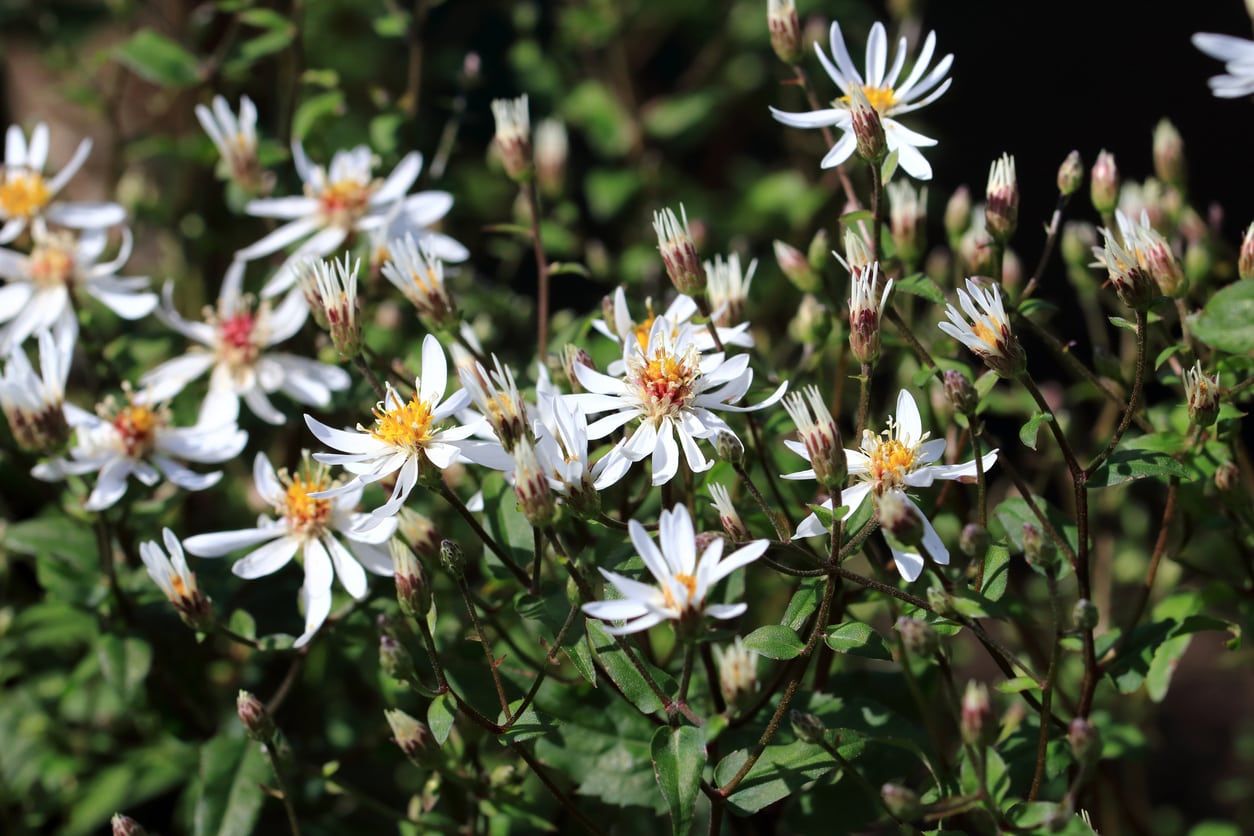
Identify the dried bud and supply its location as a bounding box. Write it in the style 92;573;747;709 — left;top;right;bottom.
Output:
1022;523;1060;576
789;710;826;743
1153;119;1186;188
390;539;432;618
534;118;568;196
1240;222;1254;282
1057;150;1084;196
943;370;978;415
1072;598;1099;631
960;523;990;559
985;153;1019;242
961;681;992;746
894;616;938;658
237;690;275;742
887;180;927;267
440;539;465;579
773;239;820;292
927;586;955;618
386;708;440;766
878;490;923;546
849;86;886;163
945;186;972;239
1214;461;1239;492
1184;362;1221;428
1090;150;1119;215
710;483;750;542
880;784;921;821
789;293;831;346
305;255;361;359
513;438;556;527
380;632;415;682
1068;717;1101;765
112;814;148;836
783;385;846;491
490;95;532;182
848;263;893;365
714;637;759;707
398;508;441;559
767;0;802;64
714;430;745;466
653;205;704;295
562;344;594;393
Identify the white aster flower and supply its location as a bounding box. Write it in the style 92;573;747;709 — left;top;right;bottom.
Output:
938;277;1025;377
183;453;398;647
304;333;505;528
195;95;266;190
1;122;126;244
705;252;756;326
591;286;752;375
140;261;348;426
569;315;788;487
770;20;953;180
457;353;530;453
381;233;457;327
582;504;768;635
533;391;630;505
140;528;213;630
32;392;247;512
0;318;75;452
712;636;759;704
238;142;465;297
1192;32;1254;99
791;389;997;581
0;222;155;351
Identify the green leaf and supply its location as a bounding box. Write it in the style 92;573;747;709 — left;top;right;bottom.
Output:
743;624;805;660
714;741;835;815
880;150;899;183
781;578;823;631
97;635;152;704
1087;449;1191;488
1019;411;1052;451
893;273;945;304
993;496;1078;558
497;699;557;744
292;90;345;141
428;692;455;745
585;168;641;220
981;543;1011;602
481;473;536;579
839;209;873;226
1194;279;1254;354
114;29;201;87
651;726;706;836
3;514;95;560
192;732;269;836
1155;344;1184;370
643;92;719;140
586;620;674;714
996;676;1040;694
823;622;891;660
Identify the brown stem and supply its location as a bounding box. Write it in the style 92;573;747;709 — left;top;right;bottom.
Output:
438;485;531;586
263;741;302;836
1019;194;1070;302
457;576;511;714
525;180;551;357
791;65;858;207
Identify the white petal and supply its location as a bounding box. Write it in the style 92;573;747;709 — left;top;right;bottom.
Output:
233;535;300;579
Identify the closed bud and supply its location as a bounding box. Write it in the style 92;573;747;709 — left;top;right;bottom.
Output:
513;439;557;527
985;153;1019;242
386;708;440;765
1068;717;1100;765
807;228;830;272
789;293;831;346
653;205;705;295
927;586;955;617
112;814;147;836
878;490;923;546
1240;222;1254;282
380;632;415;682
1153;119;1186;188
945;186;972;239
1090;150;1119;215
1057;150;1084;196
767;0;802;65
960;523;990;559
789;710;826;743
237;690;275;742
1072;598;1099;631
398;508;441;559
773;239;820;292
849;86;886;163
1184;239;1211;286
880;784;921;820
710;483;750;542
961;680;992;745
1184;362;1221;428
490;95;532;182
440;539;465;579
390;539;432;618
714;430;745;466
894;616;938;658
943;370;978;415
1214;461;1239;492
783;385;846;491
1022;523;1059;575
563;344;594;393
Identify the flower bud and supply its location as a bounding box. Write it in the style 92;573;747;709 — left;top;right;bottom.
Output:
440;539;465;579
112;814;147;836
789;293;831;346
880;784;921;821
305;255;361;359
927;586;955;618
773;239;820;292
714;430;745;466
390;539;432;618
961;680;991;746
1214;461;1239;493
1072;598;1098;631
1153;119;1185;188
1068;716;1100;765
783;385;846;492
943;370;978;415
237;690;275;742
849;86;886;163
714;636;759;707
513;438;557;527
1022;523;1060;576
888;180;927;267
1184;362;1221;428
710;483;750;542
959;523;990;558
1093;224;1157;311
490;95;532;182
841;227;873;276
1090;150;1119;215
985;153;1019;242
807;228;830;273
653;205;704;295
848;263;892;365
562;344;594;393
767;0;802;65
1061;221;1097;269
1184;239;1211;286
789;710;826;743
380;632;415;682
894;616;938;658
398;508;441;560
1057;150;1083;196
386;708;440;766
945;186;972;240
878;490;922;546
534;118;567;197
1240;222;1254;282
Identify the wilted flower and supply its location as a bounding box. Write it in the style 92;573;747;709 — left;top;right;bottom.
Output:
196;95;267;192
1091;211;1172;308
490;94;532;182
381;233;458;328
770;21;953;179
847;262;893;364
938;277;1025;377
887;180;926;267
653;205;705;295
710;482;750;542
705;252;756;326
0;321;73;452
581;504;767;634
713;636;759;705
139;528;213;631
767;0;802;65
1183;362;1221;428
1192;32;1254;99
1090;150;1119;215
984;153;1018;242
782;384;846;492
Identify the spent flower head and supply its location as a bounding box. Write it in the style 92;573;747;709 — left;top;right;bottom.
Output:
652;205;705;295
782;384;846;491
306;254;362;358
196;95;267;192
1183;362;1221;428
139;528;213;631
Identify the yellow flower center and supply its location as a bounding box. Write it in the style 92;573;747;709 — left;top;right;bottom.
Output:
839;84;898;113
170;573;190;598
112;405;162;457
371;394;436;452
633;312;656;352
972;318;1003;351
319;179;374;227
28;243;76;288
0;171;51;219
632;346;698;420
864;434;918;492
283;473;334;536
662;572;699;611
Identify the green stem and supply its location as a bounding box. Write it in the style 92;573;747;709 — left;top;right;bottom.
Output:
263;741;302;836
1086;309;1149;476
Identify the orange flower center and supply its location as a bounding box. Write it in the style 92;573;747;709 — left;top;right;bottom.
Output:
839;84;898;113
319;179;373;227
632;346;698;420
28;243;76;288
283;473;334;536
0;171;50;219
113;405;162;457
371;394;436;451
865;435;918;492
632;312;656;351
662;572;699;611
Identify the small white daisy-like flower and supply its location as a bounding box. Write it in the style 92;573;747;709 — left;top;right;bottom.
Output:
490;95;532;181
712;636;759;705
938;277;1024;377
195;95;266;190
305;254;362;358
590;286;752;375
458;354;530;453
0;222;155;351
792;389;997;582
0;122;126;245
704;252;756;327
582;503;768;635
568;315;788;487
532;391;629;508
238;142;465;297
139;260;349;426
183;453;398;647
1090;211;1162;310
140;528;213;630
1191;32;1254;99
781;384;846;491
32;392;247;512
770;20;953;180
381;233;457;328
847;261;893;365
0;318;75;452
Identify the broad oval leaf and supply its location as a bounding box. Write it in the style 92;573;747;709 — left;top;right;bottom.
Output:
651;726;706;836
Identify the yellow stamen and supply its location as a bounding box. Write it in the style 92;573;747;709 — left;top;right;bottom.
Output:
319;179;373;226
0;171;50;219
662;572;699;611
113;405;161;457
633;312;656;351
371;394;435;451
839;84;898;113
283;473;333;534
28;240;76;288
865;435;918;491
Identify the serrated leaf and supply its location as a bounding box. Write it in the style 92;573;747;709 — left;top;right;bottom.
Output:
1087;449;1191;488
893;273;945;304
651;726;705;836
1019;411;1052;450
1194;279;1254;354
823;622;890;659
743;624;805;660
428;692;455;745
114;29;201;87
